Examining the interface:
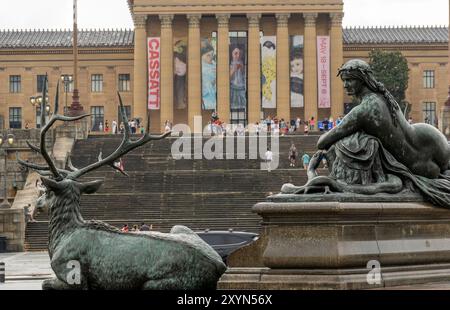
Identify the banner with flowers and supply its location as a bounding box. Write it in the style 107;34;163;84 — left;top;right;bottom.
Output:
261;36;277;109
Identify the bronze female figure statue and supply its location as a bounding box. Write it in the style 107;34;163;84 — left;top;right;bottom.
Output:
282;59;450;208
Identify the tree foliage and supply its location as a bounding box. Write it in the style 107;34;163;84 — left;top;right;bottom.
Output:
369;50;410;114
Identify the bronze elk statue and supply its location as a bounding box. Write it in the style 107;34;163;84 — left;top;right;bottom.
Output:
18;77;226;289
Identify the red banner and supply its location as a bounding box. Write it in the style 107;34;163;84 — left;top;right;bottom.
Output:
317;36;330;109
148;37;160;110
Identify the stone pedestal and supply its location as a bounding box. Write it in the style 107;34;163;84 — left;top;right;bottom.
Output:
219;195;450;289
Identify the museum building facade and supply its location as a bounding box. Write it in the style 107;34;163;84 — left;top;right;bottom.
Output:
0;0;448;133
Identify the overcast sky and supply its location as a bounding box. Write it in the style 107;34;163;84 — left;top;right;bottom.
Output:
0;0;447;30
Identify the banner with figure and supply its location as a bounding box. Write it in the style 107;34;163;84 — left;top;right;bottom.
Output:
174;39;187;109
147;37;160;110
290;35;304;108
317;36;330;109
261;36;277;108
201;37;217;110
229;38;247;110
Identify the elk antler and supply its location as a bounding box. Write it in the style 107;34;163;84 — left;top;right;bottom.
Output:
18;74;90;181
68;92;171;180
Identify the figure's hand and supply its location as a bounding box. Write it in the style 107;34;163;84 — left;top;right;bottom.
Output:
317;134;328;150
309;151;324;171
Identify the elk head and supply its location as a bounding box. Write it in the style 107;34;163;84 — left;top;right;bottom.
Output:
18;74;171;209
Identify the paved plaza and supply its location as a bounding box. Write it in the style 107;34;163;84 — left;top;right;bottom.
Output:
2;251;450;290
0;252;52;290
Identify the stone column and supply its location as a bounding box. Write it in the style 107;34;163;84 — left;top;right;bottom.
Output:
276;14;291;122
330;12;344;120
133;15;148;130
303;13;318;128
159;14;174;132
187;14;202;132
247;14;262;125
216;14;231;123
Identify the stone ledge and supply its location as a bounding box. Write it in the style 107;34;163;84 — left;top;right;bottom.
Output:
220;200;450;289
219;263;450;290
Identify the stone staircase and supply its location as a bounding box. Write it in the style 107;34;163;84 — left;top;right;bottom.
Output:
25;134;321;251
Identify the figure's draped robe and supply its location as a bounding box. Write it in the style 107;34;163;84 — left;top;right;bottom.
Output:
326;131;450;208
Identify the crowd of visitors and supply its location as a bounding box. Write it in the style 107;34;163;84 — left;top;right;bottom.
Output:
285;142;329;170
94;118;145;134
90;113;346;137
121;222;153;233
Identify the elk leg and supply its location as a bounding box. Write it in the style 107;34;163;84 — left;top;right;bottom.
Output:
141;278;179;290
42;277;74;290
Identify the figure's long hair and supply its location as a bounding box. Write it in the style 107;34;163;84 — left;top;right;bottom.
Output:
338;64;401;127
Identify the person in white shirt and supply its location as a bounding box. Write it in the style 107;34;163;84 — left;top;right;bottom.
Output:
112;120;118;134
296;117;301;131
165;122;171;133
265;149;273;172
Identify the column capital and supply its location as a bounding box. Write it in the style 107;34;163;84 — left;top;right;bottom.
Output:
303;13;318;27
330;12;344;27
247;14;261;28
187;14;202;28
275;13;290;27
159;14;174;28
216;14;231;28
133;15;147;28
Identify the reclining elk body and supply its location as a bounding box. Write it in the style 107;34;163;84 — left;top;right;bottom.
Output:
18;77;226;289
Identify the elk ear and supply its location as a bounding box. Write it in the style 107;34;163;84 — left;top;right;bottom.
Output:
78;180;103;194
41;177;64;192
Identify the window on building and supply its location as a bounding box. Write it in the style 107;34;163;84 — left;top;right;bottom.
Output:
229;31;248;126
9;75;21;93
422;102;436;126
91;106;104;131
117;105;132;122
37;75;47;93
9;107;22;129
61;75;74;93
423;70;435;89
91;74;103;92
118;74;131;92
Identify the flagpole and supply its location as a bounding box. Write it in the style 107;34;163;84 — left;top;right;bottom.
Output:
69;0;84;116
73;0;78;92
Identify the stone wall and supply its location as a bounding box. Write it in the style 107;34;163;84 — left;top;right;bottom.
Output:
0;208;25;252
0;128;55;201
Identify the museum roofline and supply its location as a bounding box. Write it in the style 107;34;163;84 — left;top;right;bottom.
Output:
343;25;448;45
0;26;447;49
0;29;134;49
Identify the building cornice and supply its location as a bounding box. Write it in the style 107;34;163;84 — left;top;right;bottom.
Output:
132;3;343;15
344;44;448;52
0;47;134;56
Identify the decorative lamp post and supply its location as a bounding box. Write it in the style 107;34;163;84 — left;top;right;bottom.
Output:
29;95;50;128
60;75;73;115
0;133;14;209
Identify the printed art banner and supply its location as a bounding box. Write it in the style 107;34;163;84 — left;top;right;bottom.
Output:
174;40;188;109
147;37;160;110
290;35;304;108
201;37;217;110
229;37;247;110
317;36;331;109
261;36;277;109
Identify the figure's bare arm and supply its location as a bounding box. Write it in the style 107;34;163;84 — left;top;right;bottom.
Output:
317;106;364;150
